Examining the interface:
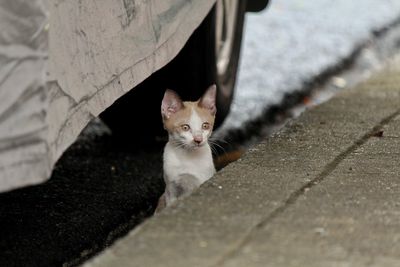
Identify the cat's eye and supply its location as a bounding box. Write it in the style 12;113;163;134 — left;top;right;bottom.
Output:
202;122;210;130
181;124;190;131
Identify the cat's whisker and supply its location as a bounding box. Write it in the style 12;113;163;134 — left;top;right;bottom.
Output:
209;137;231;152
208;139;224;148
208;140;227;155
178;142;188;150
172;141;182;148
172;140;188;150
209;144;218;156
210;137;229;145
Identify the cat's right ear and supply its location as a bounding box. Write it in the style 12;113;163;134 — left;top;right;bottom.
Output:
161;89;183;119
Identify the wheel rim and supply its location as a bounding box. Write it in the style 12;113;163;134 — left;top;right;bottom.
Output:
215;0;239;81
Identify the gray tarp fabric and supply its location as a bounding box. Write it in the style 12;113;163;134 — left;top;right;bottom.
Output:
0;0;49;192
0;0;215;192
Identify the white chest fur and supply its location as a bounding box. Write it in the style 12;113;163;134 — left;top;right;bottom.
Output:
163;142;215;184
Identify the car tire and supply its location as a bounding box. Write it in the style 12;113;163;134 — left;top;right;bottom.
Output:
212;0;247;126
100;0;247;143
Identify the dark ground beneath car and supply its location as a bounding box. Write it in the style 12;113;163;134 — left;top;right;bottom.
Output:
0;132;165;267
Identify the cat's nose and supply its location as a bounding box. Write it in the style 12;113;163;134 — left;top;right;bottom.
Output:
193;136;203;144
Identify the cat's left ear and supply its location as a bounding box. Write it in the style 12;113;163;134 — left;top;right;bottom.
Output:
198;84;217;116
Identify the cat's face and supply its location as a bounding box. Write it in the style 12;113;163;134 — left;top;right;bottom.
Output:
161;85;216;149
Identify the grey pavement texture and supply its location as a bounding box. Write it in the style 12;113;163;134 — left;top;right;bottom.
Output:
220;0;400;131
83;56;400;266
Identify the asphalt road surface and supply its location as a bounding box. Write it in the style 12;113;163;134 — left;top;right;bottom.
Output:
2;1;400;266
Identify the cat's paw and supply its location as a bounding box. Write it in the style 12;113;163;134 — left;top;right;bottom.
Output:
154;193;166;214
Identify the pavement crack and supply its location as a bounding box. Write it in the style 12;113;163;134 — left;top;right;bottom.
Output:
211;108;400;267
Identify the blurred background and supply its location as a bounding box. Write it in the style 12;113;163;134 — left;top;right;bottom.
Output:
221;0;400;132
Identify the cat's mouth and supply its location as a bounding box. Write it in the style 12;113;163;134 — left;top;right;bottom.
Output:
191;142;205;149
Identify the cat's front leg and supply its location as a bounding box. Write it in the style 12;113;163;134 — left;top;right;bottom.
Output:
155;174;201;212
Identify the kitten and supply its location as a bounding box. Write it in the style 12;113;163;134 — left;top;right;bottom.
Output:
156;85;217;212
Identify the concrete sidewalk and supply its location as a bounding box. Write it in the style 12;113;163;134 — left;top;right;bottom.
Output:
85;58;400;266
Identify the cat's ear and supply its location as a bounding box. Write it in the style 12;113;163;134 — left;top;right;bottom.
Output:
161;89;183;119
198;84;217;116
